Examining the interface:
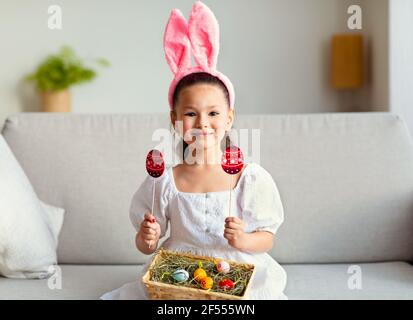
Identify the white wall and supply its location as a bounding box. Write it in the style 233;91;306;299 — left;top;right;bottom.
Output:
389;0;413;138
332;0;389;113
360;0;389;112
0;0;389;129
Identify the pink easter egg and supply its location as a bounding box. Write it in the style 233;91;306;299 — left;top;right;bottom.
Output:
216;260;231;274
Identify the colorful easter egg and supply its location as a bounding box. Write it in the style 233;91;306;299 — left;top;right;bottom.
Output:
146;150;165;178
216;260;231;274
194;268;207;282
221;146;244;175
200;277;213;290
218;279;234;290
171;269;189;282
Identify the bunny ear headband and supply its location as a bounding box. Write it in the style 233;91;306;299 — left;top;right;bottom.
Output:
164;1;235;111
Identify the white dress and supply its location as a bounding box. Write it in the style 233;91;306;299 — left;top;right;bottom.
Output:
101;163;287;300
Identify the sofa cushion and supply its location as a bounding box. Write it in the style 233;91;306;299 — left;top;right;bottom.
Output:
0;265;139;300
0;134;64;279
283;261;413;300
0;262;412;300
2;113;413;264
2;114;167;265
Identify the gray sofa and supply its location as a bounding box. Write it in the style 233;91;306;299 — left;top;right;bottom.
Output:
1;112;413;300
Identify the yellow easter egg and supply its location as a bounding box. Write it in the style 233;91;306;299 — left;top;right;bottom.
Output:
194;268;207;282
200;277;213;290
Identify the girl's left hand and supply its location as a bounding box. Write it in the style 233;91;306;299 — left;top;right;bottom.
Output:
224;217;246;249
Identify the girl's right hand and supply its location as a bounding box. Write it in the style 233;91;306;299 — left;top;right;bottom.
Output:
139;213;161;247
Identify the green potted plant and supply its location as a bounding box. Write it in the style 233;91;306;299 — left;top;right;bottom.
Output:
26;46;109;112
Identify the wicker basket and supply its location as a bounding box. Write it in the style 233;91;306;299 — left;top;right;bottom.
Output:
142;249;256;300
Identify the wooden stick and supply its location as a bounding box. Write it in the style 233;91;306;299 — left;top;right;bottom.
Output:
149;179;155;249
229;175;232;217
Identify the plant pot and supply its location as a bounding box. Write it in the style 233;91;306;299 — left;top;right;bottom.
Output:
40;90;71;112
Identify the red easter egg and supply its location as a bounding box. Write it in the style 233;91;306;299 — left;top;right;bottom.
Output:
146;150;165;178
218;279;234;290
221;146;244;175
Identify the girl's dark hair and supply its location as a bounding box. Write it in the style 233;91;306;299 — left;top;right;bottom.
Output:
172;72;230;110
171;72;233;162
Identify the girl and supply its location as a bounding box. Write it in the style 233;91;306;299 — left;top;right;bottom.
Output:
101;1;287;300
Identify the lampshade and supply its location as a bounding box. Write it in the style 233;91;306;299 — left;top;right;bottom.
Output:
331;34;364;89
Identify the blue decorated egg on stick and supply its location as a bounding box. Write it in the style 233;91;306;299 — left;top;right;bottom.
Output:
172;269;189;282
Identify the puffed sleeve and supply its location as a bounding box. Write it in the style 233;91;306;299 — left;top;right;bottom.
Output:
129;170;171;238
241;164;285;235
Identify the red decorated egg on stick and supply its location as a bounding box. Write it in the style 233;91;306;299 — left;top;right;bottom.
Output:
221;146;244;175
146;150;165;178
145;150;165;248
221;146;244;217
219;279;235;290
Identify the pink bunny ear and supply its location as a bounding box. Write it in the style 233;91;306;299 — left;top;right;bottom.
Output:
164;9;192;75
188;1;220;70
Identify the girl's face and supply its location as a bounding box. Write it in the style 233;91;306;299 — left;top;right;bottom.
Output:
171;83;234;154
